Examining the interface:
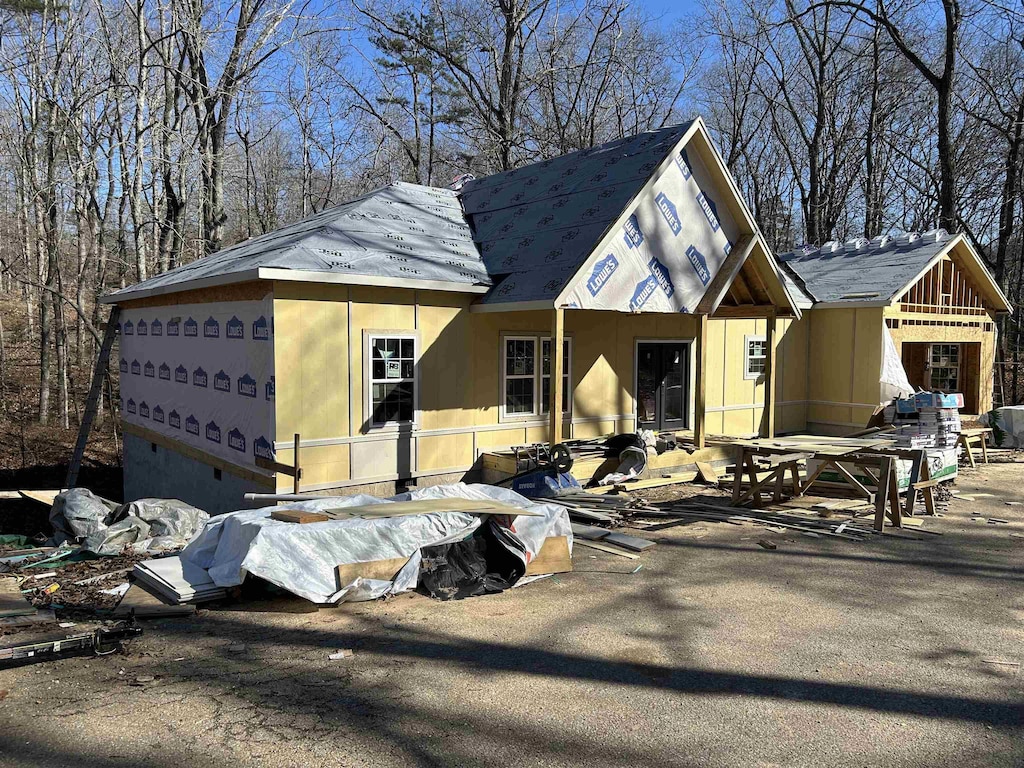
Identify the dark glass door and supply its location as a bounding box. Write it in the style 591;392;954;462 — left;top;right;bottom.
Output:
636;342;689;432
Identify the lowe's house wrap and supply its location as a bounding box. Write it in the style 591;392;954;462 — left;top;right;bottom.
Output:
118;296;276;471
561;146;738;313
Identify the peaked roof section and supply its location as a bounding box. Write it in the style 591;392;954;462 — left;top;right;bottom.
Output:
777;230;1011;311
460;124;694;306
104;183;490;302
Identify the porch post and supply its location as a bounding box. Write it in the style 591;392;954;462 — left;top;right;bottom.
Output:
763;309;777;438
550;307;565;446
694;313;708;449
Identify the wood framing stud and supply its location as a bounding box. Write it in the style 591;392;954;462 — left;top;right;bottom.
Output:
550;307;565;447
762;309;777;438
694;313;708;449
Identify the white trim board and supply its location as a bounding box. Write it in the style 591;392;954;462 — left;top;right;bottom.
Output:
272;412;635;451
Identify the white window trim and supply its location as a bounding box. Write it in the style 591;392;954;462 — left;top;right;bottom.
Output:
499;333;573;422
364;330;420;431
744;334;767;380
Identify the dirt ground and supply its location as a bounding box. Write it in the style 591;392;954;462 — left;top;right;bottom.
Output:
1;460;1022;768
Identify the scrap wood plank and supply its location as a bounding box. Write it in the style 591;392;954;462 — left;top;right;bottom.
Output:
613;471;697;492
18;490;64;507
573;539;641;559
695;462;720;483
602;532;656;552
570;522;611;541
305;498;542;520
271;509;331;524
0;577;36;617
335;556;410;588
524;536;572;576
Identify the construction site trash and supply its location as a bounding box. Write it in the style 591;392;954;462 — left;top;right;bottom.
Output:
174;482;571;604
49;489;209;556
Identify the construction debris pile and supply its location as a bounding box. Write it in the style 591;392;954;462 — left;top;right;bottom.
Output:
131;483;572;606
49;488;209;556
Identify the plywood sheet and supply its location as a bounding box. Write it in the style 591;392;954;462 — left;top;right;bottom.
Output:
318;498;542;519
524;536;572;576
336;556;410;587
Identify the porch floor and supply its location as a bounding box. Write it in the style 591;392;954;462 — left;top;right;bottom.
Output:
480;432;749;484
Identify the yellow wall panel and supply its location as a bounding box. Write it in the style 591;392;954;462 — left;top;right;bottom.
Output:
417;433;473;472
852;308;884;406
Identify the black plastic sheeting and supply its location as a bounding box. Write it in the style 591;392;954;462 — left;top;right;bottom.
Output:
418;525;526;601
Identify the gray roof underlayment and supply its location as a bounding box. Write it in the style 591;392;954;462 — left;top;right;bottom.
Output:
108;120;802;314
105;182;490;302
776;230;955;305
459;123;695;305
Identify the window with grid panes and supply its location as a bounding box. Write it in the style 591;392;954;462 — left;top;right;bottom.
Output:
502;336;572;417
744;335;767;379
928;343;960;391
504;338;536;414
369;335;416;426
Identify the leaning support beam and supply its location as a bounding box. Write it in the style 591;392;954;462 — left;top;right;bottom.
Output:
550;307;565;446
694;313;708;449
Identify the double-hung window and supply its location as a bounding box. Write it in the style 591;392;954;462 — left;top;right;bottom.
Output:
369;335;416;427
502;335;571;418
744;335;767;379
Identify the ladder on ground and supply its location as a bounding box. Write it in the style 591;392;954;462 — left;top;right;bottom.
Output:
65;306;120;489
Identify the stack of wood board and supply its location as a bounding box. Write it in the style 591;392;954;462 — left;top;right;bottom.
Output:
132;555;227;604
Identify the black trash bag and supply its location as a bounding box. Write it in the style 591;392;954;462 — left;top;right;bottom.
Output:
603;432;645;457
418;525;523;601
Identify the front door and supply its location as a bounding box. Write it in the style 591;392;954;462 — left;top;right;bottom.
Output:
636;342;689;432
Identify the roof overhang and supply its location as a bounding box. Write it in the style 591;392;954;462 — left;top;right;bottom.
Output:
103;267;491;304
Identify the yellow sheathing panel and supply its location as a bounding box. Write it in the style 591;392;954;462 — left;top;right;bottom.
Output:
273;297;302;442
417;433;473;472
852;308;884;406
417;293;474;431
273;284;350;442
706;319;726;408
274;444;352;492
571;311;622;419
806;308;856;428
775;316;809;433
